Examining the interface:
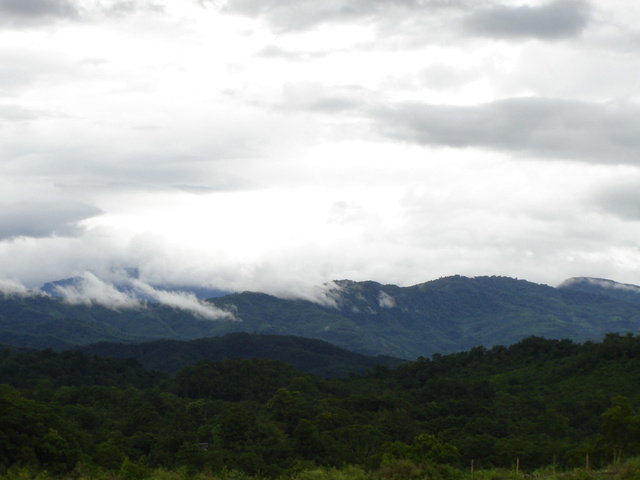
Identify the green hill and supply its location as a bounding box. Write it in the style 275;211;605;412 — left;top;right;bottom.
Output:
4;334;640;476
207;275;640;358
4;275;640;359
77;332;405;377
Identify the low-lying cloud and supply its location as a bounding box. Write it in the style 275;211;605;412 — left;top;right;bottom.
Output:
561;277;640;293
50;272;236;320
0;278;40;297
130;279;236;320
378;290;396;308
55;272;141;309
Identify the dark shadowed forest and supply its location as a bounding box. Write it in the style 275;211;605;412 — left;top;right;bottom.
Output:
3;333;640;479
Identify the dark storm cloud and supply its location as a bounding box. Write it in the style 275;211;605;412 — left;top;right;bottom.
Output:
463;0;591;39
0;0;164;27
0;199;101;240
371;97;640;165
0;0;77;17
0;0;79;26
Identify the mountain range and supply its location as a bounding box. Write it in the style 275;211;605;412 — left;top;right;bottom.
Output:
2;275;640;360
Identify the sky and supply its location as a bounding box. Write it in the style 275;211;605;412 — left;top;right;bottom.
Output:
2;0;640;303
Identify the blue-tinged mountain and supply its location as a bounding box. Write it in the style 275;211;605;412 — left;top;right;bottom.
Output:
558;277;640;305
205;275;640;358
3;275;640;359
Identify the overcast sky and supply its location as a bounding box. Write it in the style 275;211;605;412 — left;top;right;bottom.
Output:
2;0;640;299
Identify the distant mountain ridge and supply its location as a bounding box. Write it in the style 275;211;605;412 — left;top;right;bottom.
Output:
558;277;640;305
3;275;640;359
78;332;405;377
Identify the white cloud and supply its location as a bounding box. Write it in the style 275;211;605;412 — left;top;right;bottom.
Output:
45;270;237;318
55;271;141;309
2;0;640;301
378;291;396;308
561;276;640;293
129;279;236;320
0;278;39;297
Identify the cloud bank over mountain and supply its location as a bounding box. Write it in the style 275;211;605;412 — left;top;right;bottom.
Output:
2;0;640;298
0;271;235;320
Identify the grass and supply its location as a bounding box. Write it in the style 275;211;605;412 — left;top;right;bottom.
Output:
5;458;640;480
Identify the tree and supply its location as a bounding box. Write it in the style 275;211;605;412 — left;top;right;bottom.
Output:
601;396;640;463
411;434;459;465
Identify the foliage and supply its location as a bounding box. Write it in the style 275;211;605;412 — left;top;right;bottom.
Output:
3;334;640;477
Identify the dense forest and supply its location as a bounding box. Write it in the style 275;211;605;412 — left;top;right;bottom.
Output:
76;332;405;377
3;333;640;479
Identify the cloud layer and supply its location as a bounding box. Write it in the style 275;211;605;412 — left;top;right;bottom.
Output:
2;0;640;299
463;0;591;39
372;98;640;164
0;0;80;26
221;0;591;41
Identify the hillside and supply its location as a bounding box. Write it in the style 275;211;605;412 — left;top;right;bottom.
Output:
559;277;640;305
4;334;640;476
0;292;235;350
77;332;405;377
3;275;640;359
207;275;640;358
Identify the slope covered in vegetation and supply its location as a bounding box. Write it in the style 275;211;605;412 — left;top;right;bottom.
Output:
78;332;405;376
3;333;640;478
5;276;640;359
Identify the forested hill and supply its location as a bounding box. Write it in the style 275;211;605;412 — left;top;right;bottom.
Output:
3;334;640;477
78;332;405;377
3;275;640;359
559;276;640;305
207;275;640;358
